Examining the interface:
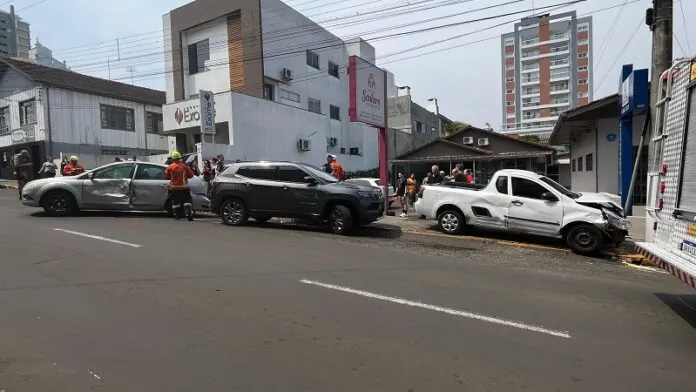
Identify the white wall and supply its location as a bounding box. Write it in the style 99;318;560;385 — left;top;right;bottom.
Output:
0;87;47;148
181;17;230;98
163;13;176;104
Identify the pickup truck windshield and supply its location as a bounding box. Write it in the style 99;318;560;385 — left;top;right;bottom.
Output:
540;176;580;199
303;165;339;183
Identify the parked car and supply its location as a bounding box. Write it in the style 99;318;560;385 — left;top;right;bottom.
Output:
415;169;631;256
20;161;210;216
209;161;385;234
344;178;396;204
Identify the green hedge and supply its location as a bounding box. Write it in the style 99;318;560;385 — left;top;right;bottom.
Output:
344;168;380;179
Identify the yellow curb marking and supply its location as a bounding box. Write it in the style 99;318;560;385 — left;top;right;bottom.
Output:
402;229;570;252
621;261;667;274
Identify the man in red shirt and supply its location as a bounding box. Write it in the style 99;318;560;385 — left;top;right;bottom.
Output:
326;154;345;180
164;151;195;221
62;156;85;176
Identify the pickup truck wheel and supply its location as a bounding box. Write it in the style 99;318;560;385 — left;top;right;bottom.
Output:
328;205;353;235
566;224;604;256
220;198;249;226
437;210;464;234
41;190;78;217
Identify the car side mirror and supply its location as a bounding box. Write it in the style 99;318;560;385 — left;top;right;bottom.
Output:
541;192;558;202
304;176;318;185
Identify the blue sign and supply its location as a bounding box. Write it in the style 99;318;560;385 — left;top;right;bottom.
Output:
606;133;617;142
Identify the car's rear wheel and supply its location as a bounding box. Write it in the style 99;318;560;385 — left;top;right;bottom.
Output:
328;205;353;235
437;209;464;234
220;198;249;226
566;224;604;256
41;190;77;217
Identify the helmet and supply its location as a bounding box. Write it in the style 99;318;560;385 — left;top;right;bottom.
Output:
70;155;79;162
170;151;182;160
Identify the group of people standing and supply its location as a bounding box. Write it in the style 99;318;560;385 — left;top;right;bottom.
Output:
394;164;474;217
11;150;84;199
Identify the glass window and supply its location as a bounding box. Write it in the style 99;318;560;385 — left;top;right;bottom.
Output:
511;177;549;199
306;50;320;69
101;105;134;131
330;105;340;120
135;164;165;180
146;112;163;133
308;98;321;114
577;156;583;172
585;153;593;171
187;39;210;75
0;106;8;134
19;99;36;125
278;165;308;183
495;175;508;194
94;163;135;179
578;52;587;58
328;61;339;78
280;89;300;103
237;165;276;180
263;83;274;101
301;164;338;183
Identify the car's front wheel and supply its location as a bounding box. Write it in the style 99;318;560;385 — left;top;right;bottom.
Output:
437;209;464;234
566;224;604;256
220;198;249;226
41;190;78;217
328;205;353;235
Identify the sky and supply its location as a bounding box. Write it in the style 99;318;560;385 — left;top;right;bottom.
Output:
17;0;696;128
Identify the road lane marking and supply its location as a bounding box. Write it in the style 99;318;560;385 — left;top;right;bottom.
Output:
300;279;571;339
51;228;142;248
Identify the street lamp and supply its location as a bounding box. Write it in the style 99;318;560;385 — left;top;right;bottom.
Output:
427;98;441;136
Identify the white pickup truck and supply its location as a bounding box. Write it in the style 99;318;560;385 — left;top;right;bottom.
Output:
415;169;631;255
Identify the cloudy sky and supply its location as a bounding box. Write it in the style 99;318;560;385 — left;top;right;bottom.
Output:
20;0;696;128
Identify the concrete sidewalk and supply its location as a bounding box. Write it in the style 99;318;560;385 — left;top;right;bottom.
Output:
0;179;18;189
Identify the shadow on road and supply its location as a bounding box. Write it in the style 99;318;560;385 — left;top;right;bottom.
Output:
654;293;696;329
422;223;567;248
248;219;403;239
30;210;197;219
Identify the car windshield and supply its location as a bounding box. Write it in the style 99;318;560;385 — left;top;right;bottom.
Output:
302;164;339;183
540;176;580;199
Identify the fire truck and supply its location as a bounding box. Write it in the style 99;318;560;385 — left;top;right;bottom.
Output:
636;58;696;289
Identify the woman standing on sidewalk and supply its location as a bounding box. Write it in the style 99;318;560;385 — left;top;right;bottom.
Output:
395;173;407;217
406;173;417;213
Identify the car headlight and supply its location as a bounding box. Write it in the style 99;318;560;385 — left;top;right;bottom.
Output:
357;190;379;200
602;208;631;230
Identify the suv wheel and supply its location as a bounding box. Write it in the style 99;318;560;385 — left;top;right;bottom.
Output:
566;224;604;256
328;205;353;235
220;198;249;226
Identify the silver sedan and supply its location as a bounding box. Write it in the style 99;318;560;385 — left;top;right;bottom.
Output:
20;161;210;216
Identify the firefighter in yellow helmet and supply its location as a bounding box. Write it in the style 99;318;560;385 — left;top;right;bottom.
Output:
164;151;195;221
62;155;85;176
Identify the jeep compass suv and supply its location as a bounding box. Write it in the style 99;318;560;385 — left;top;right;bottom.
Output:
209;161;384;234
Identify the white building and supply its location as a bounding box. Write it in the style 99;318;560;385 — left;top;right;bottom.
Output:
161;0;380;171
28;41;68;70
0;58;170;179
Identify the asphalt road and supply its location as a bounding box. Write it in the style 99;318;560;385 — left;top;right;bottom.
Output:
1;188;696;391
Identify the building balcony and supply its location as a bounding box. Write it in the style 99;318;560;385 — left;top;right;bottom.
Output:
520;49;570;62
549;88;570;95
521;91;540;99
520;66;540;74
519;34;570;49
520;78;540;87
550;73;570;82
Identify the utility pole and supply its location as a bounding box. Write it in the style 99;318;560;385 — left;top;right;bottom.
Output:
647;0;673;140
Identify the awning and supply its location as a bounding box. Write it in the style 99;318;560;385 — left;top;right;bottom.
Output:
549;94;619;145
390;150;553;163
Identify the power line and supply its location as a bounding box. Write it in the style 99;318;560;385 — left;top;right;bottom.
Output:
593;15;644;95
592;0;628;72
677;0;691;55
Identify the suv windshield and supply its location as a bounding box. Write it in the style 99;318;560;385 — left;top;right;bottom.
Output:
540;176;580;199
302;164;339;183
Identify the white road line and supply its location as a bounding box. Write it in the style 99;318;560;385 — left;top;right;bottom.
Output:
300;279;571;339
51;228;142;248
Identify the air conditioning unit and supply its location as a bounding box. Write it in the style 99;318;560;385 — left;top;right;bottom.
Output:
478;137;490;146
327;137;338;147
462;136;474;145
297;138;311;152
281;68;294;81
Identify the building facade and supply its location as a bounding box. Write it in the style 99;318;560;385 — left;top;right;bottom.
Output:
499;12;592;141
0;7;30;58
0;58;169;179
28;42;67;70
161;0;379;171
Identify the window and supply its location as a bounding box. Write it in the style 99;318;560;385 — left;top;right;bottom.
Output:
187;39;210;75
0;106;8;134
578;65;587;72
134;163;165;180
100;105;134;131
416;121;424;133
506;101;514;106
328;61;339;78
19;99;36;125
495;176;508;194
279;89;300;103
578;52;587;58
511;177;549;200
506;76;514;82
306;50;320;69
577;156;583;172
506;89;514;94
504;37;514;46
505;64;514;71
577;23;589;32
308;98;321;114
236;165;277;180
505;52;514;58
578;91;588;98
278;165;308;183
329;105;340;120
146;112;163;134
578;38;588;45
578;78;587;84
678;87;696;212
585;153;593;171
263;83;274;101
572;159;576;172
93;163;135;179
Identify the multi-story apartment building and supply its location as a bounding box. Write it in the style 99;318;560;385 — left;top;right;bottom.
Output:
499;12;592;142
0;6;30;58
28;42;67;70
161;0;381;171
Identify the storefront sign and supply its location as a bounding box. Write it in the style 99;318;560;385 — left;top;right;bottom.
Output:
199;90;215;135
348;56;386;128
8;126;35;145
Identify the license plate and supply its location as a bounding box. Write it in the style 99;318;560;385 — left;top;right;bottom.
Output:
681;240;696;258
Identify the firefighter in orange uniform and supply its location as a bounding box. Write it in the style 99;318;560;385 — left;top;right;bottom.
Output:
62;156;85;176
164;151;195;221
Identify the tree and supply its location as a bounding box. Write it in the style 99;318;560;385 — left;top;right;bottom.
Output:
519;134;540;144
445;121;469;136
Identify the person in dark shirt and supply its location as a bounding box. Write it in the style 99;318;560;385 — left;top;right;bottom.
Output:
426;165;443;184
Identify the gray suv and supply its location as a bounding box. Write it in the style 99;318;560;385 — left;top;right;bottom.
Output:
209;161;384;234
